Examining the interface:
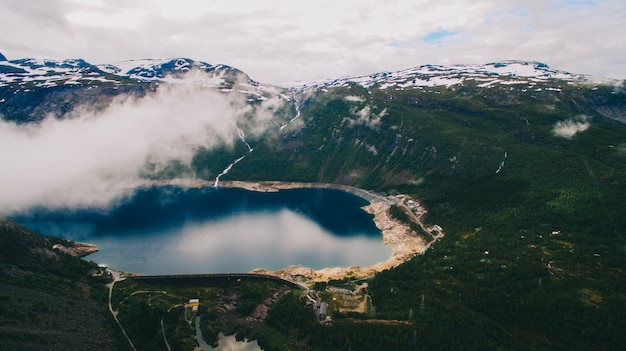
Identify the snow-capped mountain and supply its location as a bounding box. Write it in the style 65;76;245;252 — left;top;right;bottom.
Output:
0;55;260;90
1;53;623;124
285;60;619;92
0;54;286;122
1;54;619;95
99;58;245;83
0;57;118;88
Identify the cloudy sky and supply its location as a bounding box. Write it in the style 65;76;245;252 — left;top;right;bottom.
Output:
0;0;624;83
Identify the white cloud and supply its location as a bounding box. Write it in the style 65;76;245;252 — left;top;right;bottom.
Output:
65;9;148;29
0;1;624;82
342;105;384;129
553;115;591;139
344;96;365;103
0;84;283;214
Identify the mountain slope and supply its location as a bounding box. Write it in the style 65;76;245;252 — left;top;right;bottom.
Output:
0;217;122;351
0;54;283;123
229;61;626;350
1;53;625;350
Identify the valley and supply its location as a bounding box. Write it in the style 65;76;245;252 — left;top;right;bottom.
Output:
1;53;625;350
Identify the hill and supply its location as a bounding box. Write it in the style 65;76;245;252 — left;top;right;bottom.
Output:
0;217;123;351
1;54;625;350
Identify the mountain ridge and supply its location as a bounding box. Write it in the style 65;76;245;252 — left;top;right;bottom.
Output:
281;59;621;91
1;52;622;91
0;54;257;89
3;52;623;125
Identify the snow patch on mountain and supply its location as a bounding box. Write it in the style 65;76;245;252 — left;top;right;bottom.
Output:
283;61;619;92
0;56;287;107
0;57;120;88
1;56;622;115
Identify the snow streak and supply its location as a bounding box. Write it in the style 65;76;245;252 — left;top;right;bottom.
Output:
213;124;254;187
236;125;254;152
280;94;301;130
213;155;246;188
495;151;508;174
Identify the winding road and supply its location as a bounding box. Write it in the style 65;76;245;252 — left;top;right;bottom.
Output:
107;269;138;351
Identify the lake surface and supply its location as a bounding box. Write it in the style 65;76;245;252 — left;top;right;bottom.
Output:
15;186;390;274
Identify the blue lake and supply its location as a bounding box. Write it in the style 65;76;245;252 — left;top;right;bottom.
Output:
15;186;390;274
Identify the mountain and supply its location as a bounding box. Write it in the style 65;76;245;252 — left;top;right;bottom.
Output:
0;54;282;123
286;60;612;90
1;54;623;124
1;53;626;350
0;55;255;88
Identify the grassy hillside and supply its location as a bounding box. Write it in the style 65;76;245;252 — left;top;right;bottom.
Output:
0;217;124;351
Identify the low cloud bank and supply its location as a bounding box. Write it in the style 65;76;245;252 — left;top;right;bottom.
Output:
341;102;387;130
552;115;591;139
0;85;281;214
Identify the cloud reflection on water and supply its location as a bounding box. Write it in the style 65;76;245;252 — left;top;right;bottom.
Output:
208;333;262;351
88;208;390;274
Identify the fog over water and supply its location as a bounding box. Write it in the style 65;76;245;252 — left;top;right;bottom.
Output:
0;84;284;215
15;186;390;274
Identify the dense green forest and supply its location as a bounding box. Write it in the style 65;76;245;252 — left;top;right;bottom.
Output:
225;80;626;350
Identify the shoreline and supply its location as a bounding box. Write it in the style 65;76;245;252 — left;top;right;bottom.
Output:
141;178;443;284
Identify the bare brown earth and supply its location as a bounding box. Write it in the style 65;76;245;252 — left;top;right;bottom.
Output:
52;241;99;257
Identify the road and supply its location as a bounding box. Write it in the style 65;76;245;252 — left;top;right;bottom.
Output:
107;269;138;351
195;316;211;351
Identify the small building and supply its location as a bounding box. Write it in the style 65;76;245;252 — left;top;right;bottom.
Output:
316;302;328;322
189;299;199;312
